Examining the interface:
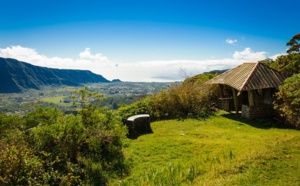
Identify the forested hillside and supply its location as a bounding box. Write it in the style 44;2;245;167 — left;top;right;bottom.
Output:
0;57;110;93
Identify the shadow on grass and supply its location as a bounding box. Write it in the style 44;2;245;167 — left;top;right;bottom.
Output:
127;130;153;140
220;112;289;129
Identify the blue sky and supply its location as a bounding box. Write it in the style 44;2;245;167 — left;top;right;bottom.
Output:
0;0;299;81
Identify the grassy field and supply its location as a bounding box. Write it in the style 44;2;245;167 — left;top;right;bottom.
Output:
39;96;68;105
116;111;300;186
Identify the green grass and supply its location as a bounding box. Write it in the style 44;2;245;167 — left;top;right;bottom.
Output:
39;96;67;104
114;111;300;185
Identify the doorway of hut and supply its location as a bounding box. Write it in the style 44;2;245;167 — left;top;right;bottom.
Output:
217;85;243;114
217;85;277;119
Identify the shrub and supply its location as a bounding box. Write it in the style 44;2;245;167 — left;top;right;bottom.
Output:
26;107;128;185
0;113;24;138
0;132;45;185
25;106;62;128
118;97;152;123
117;78;219;122
275;73;300;128
150;82;219;119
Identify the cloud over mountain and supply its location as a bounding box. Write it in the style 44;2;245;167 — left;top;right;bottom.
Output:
0;45;277;82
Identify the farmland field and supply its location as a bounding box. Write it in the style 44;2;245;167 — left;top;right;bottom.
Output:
39;96;67;104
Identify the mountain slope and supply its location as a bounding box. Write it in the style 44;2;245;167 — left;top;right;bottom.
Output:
0;57;110;93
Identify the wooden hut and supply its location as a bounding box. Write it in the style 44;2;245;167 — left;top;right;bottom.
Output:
206;62;286;118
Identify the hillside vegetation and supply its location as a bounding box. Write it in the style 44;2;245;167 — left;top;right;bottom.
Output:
0;57;109;93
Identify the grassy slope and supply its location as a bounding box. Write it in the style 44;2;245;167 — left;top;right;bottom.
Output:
117;111;300;186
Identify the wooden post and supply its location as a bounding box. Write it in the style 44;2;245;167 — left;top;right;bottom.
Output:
248;90;254;106
232;88;239;114
264;89;272;104
219;84;228;111
224;99;230;111
218;84;224;98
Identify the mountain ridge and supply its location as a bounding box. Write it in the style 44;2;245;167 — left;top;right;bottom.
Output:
0;57;110;93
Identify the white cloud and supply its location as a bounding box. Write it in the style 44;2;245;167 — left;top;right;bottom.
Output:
0;45;279;82
226;39;237;44
233;47;266;61
79;48;108;62
0;45;44;64
0;45;110;68
0;45;75;68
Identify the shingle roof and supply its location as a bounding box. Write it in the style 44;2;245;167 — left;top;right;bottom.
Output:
206;62;286;91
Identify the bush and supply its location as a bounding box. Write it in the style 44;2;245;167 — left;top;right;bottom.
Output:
275;73;300;128
150;82;219;119
0;113;24;138
25;105;129;185
0;87;130;185
118;97;153;123
25;106;62;128
0;132;45;185
117;79;219;122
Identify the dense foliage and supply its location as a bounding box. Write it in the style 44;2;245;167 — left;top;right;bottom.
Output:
275;73;300;128
118;97;153;123
150;82;218;120
118;73;219;122
269;53;300;77
0;88;129;185
260;33;300;129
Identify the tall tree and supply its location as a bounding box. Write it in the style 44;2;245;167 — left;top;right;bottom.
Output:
275;73;300;128
271;53;300;77
287;33;300;54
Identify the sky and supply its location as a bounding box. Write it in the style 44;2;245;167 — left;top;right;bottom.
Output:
0;0;299;82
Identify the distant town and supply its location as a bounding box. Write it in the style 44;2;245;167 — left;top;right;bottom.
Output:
0;82;170;115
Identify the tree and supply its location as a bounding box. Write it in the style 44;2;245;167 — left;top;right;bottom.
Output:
287;33;300;54
275;73;300;128
270;53;300;77
71;87;129;182
259;58;274;66
0;114;24;138
73;86;104;109
269;33;300;129
25;106;62;128
266;34;300;77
